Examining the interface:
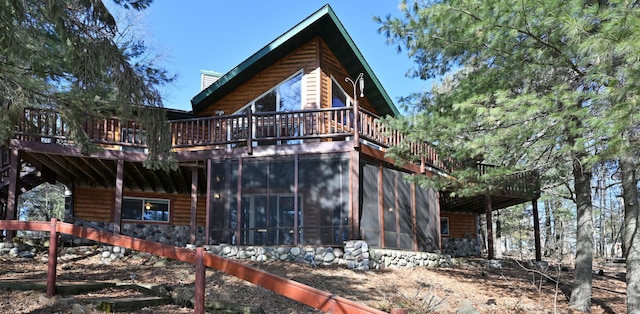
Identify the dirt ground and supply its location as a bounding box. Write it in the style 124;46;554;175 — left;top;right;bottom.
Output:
0;248;627;314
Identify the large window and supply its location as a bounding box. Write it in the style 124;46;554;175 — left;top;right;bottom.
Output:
331;79;350;108
234;72;303;146
122;197;170;222
240;72;303;113
208;154;350;246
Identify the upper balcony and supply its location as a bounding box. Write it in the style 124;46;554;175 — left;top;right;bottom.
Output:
8;107;539;208
14;107;450;172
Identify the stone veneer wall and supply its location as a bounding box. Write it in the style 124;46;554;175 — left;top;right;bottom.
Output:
441;237;480;257
68;221;205;247
201;241;454;270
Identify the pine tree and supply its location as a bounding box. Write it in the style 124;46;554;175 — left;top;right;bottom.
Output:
377;0;640;311
0;0;175;170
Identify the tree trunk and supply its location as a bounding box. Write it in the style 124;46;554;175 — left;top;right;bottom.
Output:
569;158;594;313
544;199;553;257
620;154;640;313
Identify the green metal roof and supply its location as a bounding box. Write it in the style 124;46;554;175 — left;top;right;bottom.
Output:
191;4;400;117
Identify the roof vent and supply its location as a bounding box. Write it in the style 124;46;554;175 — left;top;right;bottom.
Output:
200;70;223;91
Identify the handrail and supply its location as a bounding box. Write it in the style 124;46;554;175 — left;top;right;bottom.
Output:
0;219;388;314
15;107;453;172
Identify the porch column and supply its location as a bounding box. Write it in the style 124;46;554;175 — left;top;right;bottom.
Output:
293;154;299;244
485;194;494;260
532;198;542;262
190;166;198;245
113;159;124;234
4;147;19;241
205;159;212;245
349;150;360;239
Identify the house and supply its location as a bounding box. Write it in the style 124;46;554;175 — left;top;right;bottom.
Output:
0;5;538;258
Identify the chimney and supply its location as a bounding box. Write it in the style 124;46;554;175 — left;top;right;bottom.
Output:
200;70;223;90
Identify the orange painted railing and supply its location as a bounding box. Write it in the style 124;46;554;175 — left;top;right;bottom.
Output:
0;219;388;314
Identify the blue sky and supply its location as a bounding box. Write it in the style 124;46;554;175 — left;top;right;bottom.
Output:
140;1;430;112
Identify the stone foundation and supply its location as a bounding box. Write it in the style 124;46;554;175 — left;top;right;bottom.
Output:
67;221;205;247
441;237;480;257
204;240;454;270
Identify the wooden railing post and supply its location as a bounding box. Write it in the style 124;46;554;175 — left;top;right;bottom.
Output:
195;247;205;314
47;218;59;296
353;101;360;149
246;108;253;155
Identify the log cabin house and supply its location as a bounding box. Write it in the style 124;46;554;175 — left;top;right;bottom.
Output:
0;5;539;258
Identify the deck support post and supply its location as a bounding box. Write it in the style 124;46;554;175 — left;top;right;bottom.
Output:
194;247;205;314
485;194;494;260
353;100;360;149
349;150;360;239
205;159;212;245
293;154;299;244
532;198;542;262
190;166;198;245
113;159;124;235
47;218;58;296
4;147;18;241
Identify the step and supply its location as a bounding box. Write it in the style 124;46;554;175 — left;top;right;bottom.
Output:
0;279;114;295
96;296;172;312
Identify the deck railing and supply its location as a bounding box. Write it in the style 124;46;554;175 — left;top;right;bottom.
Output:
15;107;452;171
0;219;388;314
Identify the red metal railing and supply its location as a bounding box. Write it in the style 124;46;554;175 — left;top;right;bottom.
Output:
0;219;388;314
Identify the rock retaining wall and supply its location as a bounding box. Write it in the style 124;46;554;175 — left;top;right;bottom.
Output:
203;240;454;270
67;221;205;247
1;239;455;270
441;237;479;257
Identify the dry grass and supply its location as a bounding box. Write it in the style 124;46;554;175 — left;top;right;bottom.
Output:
0;249;627;313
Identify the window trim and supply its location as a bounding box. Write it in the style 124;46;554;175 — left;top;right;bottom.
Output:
440;217;450;236
122;196;171;223
330;75;353;108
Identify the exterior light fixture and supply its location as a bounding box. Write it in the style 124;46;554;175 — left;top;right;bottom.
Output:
344;73;365;148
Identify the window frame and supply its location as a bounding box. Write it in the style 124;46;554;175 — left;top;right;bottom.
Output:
122;196;171;223
235;70;304;114
330;75;353;108
440;217;450;236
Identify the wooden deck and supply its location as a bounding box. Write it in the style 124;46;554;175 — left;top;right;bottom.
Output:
14;107;450;172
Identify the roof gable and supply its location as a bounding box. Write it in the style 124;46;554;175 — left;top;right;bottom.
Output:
191;4;400;117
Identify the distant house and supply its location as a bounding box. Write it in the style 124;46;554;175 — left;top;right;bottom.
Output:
1;5;538;257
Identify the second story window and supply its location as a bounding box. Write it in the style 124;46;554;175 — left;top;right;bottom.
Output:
331;79;351;108
245;71;303;113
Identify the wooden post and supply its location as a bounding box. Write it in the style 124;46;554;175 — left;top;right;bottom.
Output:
353;100;360;149
349;150;360;239
378;165;384;247
194;247;205;314
5;147;19;241
532;198;542;262
485;194;494;260
293;154;299;245
113;159;124;235
190;166;198;244
205;159;212;245
47;218;58;296
246;108;253;155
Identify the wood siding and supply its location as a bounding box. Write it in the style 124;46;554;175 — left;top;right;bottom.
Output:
318;40;376;113
441;212;477;239
199;37;379;117
73;187;206;226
